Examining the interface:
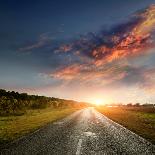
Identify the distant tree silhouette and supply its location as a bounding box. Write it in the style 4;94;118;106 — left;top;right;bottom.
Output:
135;103;140;107
127;103;133;107
0;89;87;116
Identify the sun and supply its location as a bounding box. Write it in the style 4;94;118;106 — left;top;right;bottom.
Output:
94;99;103;105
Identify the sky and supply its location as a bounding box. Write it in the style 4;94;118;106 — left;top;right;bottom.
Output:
0;0;155;104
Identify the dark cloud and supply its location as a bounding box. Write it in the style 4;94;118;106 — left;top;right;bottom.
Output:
56;4;155;66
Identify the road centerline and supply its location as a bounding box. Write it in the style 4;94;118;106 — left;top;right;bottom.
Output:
76;139;83;155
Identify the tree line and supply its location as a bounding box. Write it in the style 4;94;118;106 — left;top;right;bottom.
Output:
0;89;87;116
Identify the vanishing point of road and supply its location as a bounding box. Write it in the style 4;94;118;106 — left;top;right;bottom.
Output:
1;107;155;155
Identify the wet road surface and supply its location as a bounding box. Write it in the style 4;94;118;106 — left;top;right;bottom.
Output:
1;107;155;155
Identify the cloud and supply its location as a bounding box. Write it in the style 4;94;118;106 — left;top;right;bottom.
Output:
50;64;83;80
56;4;155;66
48;58;155;93
49;61;127;85
19;32;54;52
54;44;73;53
140;68;155;92
17;4;155;93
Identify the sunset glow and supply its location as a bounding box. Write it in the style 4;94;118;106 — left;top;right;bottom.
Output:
93;99;104;106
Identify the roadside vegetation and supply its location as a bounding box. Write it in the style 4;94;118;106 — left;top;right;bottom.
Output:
96;105;155;144
0;89;88;146
0;89;87;116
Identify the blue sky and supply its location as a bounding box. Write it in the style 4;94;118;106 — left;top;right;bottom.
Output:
0;0;155;104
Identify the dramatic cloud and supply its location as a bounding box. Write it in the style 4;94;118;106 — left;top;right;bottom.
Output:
46;4;155;93
18;4;155;94
51;64;83;80
50;61;125;84
57;4;155;66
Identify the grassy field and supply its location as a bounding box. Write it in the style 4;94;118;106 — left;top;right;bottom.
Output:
96;106;155;144
0;107;80;146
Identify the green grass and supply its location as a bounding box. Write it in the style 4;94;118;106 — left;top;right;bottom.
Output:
96;106;155;144
0;107;80;145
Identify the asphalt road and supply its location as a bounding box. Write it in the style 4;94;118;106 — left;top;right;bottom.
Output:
1;107;155;155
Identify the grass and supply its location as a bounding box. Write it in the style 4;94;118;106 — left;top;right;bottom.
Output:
96;106;155;144
0;107;80;146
